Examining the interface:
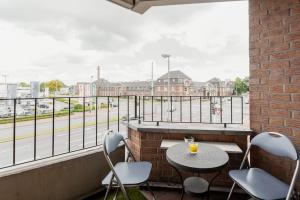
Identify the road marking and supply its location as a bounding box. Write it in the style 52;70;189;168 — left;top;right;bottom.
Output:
0;117;118;143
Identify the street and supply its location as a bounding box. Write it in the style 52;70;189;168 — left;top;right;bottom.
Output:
0;97;249;168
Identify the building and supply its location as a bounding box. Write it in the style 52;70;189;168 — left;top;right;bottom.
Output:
154;70;193;96
76;82;92;97
17;86;31;98
154;71;234;97
94;79;152;96
92;70;234;97
30;81;40;98
0;83;7;98
204;78;234;96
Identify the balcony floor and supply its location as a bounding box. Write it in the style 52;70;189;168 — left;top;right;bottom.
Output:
86;187;250;200
142;188;249;200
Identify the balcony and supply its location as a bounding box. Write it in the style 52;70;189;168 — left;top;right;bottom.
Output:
0;95;251;199
0;0;299;199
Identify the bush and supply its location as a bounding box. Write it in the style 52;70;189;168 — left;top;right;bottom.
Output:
74;104;83;110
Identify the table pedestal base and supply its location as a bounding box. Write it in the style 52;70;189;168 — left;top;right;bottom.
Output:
184;177;208;197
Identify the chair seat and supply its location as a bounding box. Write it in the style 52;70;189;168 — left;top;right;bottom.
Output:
229;168;289;200
102;161;152;185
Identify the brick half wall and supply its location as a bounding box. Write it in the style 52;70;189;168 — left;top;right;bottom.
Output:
249;0;300;190
128;128;248;187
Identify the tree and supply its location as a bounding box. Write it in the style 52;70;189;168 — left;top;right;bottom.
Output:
234;77;249;95
40;82;47;92
18;82;30;87
48;80;65;92
40;80;65;93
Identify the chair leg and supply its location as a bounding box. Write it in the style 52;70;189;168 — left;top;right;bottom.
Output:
119;183;130;200
146;182;157;200
104;175;115;200
104;185;111;200
113;187;119;200
227;182;236;200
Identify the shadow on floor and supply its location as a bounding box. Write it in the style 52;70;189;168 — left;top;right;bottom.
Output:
85;187;250;200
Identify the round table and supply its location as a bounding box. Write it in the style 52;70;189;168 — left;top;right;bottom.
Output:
166;143;229;200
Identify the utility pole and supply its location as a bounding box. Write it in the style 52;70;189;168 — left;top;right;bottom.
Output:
97;66;100;81
162;54;171;121
96;66;100;96
151;62;154;96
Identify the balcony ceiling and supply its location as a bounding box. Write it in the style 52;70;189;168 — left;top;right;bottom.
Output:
108;0;244;14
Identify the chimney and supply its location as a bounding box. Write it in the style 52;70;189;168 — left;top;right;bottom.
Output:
97;66;100;81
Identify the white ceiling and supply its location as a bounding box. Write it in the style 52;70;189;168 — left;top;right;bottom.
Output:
109;0;245;14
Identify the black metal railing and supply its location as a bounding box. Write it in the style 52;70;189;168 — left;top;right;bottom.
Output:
0;96;136;169
140;96;244;125
0;95;244;169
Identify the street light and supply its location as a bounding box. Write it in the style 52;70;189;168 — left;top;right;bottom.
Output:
162;54;171;121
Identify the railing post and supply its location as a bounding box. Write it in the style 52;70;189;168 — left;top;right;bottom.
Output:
83;97;85;149
190;96;192;123
107;96;110;130
200;96;202;123
160;96;163;122
127;96;130;124
134;95;137;119
13;99;16;165
118;96;120;131
231;97;233;124
170;96;173;122
210;96;212;123
241;96;244;124
68;97;71;152
52;98;55;156
95;97;98;146
180;96;182;123
34;98;37;160
138;96;141;124
152;96;154;122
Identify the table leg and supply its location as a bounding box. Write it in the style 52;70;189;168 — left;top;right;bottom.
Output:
172;166;185;200
207;171;221;200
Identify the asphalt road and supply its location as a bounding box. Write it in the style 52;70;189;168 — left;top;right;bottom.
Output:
0;98;249;168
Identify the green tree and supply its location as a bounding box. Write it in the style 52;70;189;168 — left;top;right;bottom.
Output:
47;80;65;92
40;82;47;92
18;82;30;87
234;77;249;95
39;80;65;93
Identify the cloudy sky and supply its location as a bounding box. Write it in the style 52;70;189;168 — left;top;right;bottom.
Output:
0;0;249;85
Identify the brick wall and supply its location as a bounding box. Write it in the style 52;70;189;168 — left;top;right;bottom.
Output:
249;0;300;190
128;128;248;187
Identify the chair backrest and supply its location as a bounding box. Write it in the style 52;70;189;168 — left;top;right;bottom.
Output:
103;130;124;155
251;132;298;161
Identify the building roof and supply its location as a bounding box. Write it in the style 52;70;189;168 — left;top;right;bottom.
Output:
120;81;151;88
158;70;191;80
207;77;222;83
192;81;206;87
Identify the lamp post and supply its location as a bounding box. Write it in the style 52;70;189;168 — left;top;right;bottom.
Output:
162;54;171;121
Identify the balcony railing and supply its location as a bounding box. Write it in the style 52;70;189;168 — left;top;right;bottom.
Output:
140;96;244;125
0;95;244;169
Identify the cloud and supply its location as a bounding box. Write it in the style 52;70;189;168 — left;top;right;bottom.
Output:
0;0;249;85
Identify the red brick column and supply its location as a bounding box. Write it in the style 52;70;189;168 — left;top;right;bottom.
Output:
249;0;300;190
128;128;248;187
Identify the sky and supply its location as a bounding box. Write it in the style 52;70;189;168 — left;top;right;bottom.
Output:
0;0;249;85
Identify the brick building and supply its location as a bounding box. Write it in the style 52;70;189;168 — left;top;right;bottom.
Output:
91;70;234;97
94;79;152;96
154;70;193;96
155;71;234;96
